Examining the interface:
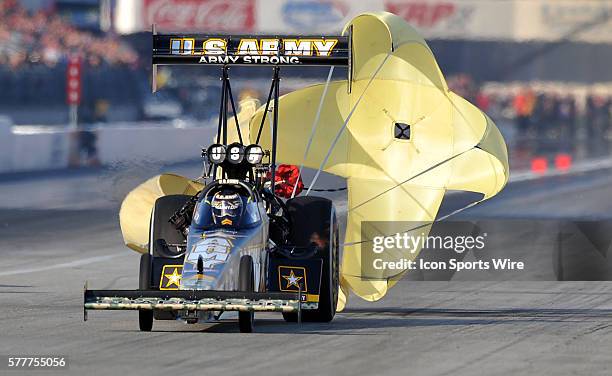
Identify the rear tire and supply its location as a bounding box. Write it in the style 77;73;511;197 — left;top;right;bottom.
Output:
138;253;154;332
150;195;190;258
238;255;255;333
149;195;189;322
283;196;339;322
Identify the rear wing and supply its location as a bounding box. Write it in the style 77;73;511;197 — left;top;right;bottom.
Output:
152;26;350;90
153;32;349;66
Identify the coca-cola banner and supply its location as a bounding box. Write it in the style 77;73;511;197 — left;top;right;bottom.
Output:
143;0;256;32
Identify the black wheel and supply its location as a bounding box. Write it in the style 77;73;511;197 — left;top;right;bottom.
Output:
149;195;190;321
138;253;154;331
283;196;339;322
139;310;154;332
238;255;255;333
282;311;298;322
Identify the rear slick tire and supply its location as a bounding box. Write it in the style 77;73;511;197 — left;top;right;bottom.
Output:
283;196;339;323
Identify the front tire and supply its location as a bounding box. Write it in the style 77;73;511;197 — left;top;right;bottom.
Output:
238;255;255;333
138;253;154;331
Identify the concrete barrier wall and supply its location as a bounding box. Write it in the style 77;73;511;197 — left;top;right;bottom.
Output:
0;121;216;173
97;125;215;164
0;117;13;172
11;129;70;171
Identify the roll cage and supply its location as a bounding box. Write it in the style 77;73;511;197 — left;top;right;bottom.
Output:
151;25;351;196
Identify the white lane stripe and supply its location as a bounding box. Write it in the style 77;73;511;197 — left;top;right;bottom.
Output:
0;252;128;277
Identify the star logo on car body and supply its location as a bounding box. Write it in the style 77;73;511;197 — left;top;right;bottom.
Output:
282;270;303;289
164;268;181;288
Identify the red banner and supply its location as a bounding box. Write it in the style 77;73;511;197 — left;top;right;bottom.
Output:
144;0;256;32
66;56;81;105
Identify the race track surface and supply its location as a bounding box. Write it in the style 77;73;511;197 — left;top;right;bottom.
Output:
1;164;612;375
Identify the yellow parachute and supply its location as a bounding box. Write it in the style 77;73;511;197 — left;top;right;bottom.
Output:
248;12;508;308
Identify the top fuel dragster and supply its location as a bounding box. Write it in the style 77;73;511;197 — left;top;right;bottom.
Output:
83;12;509;333
84;30;347;333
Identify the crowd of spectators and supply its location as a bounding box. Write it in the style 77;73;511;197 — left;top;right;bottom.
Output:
0;0;137;70
448;73;612;143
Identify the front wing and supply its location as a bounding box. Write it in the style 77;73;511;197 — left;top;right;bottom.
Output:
84;288;317;320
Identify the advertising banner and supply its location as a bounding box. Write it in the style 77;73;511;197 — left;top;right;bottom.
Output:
383;0;514;40
143;0;256;32
255;0;612;42
255;0;513;39
255;0;384;34
515;0;612;43
121;0;612;43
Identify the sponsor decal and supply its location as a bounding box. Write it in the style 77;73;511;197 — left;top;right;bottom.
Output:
187;235;234;269
198;55;301;64
170;37;338;56
385;0;474;30
539;2;612;40
160;265;183;290
169;37;339;65
144;0;255;31
281;0;349;29
279;266;308;292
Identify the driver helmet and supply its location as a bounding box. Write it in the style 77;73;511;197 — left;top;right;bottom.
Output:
210;190;243;226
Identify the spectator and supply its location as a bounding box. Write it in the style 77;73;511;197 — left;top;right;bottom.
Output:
0;1;137;70
586;94;612;140
513;88;536;133
475;91;490;112
557;95;577;141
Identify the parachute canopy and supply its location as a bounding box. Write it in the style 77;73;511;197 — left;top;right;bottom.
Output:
248;12;508;307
